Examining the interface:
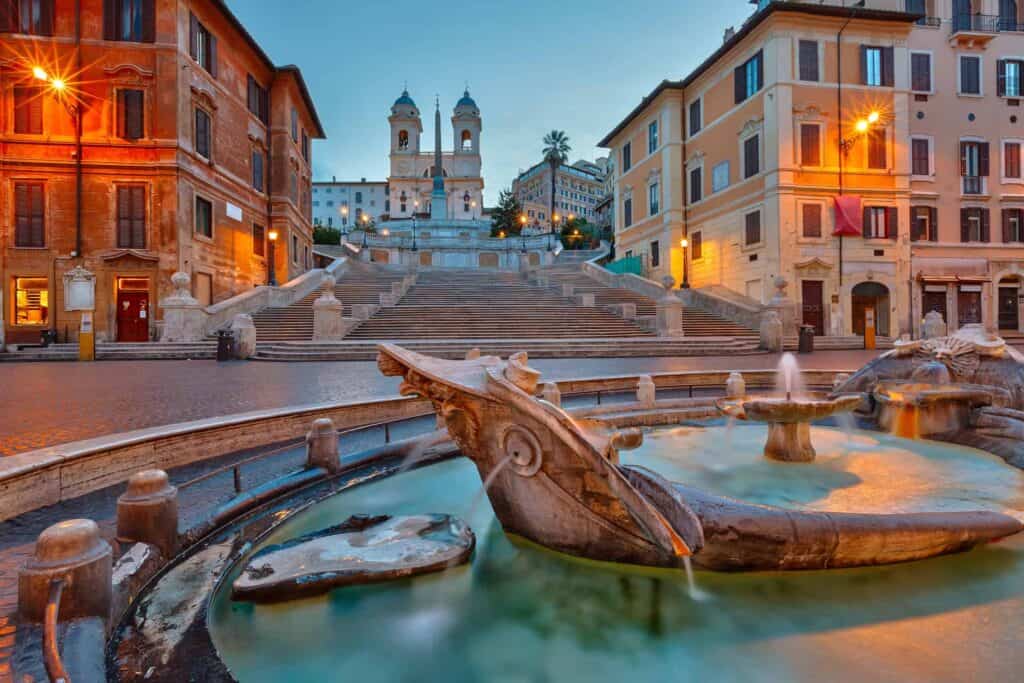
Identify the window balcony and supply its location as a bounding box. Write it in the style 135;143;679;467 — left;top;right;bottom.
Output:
951;14;999;45
962;176;984;195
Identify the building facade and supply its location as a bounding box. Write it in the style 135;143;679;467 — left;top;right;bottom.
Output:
312;178;388;229
512;158;609;230
601;0;1024;339
0;0;323;345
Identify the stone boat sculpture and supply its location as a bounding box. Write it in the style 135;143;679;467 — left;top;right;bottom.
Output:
378;344;1022;571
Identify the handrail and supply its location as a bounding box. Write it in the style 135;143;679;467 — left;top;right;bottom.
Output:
44;578;70;683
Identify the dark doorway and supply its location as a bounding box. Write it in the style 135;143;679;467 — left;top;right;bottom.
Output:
116;280;150;342
801;280;825;336
999;284;1019;331
851;281;891;336
958;287;983;327
922;289;948;325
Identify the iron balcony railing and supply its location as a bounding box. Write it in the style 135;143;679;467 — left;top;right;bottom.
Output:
951;13;999;34
963;176;984;195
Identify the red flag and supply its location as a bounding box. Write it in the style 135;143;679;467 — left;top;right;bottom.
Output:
833;195;862;236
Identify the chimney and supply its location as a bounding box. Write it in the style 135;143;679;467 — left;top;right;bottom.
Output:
723;26;735;43
361;177;366;183
332;175;336;183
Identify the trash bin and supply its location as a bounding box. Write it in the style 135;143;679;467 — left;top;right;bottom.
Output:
216;329;235;362
40;329;57;347
798;325;815;354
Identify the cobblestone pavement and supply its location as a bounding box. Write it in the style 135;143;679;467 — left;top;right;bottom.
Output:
0;351;881;457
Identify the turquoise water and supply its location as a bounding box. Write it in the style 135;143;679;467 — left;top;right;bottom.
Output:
209;425;1024;683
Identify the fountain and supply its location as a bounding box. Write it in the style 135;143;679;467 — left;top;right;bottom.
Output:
716;353;861;462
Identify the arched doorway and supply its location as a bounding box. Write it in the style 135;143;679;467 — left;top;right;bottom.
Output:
998;276;1021;331
852;282;890;336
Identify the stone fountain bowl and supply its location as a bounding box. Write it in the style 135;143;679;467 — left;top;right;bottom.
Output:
718;393;862;424
873;382;997;408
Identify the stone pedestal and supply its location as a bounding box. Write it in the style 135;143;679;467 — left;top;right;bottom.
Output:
116;470;178;558
766;276;799;338
637;375;657;408
726;372;746;399
230;314;257;359
562;284;576;298
922;310;947;339
351;303;377;320
575;293;596;307
159;272;207;342
313;276;345;341
764;422;815;462
655;276;684;337
19;519;112;623
306;418;340;473
541;382;562;407
760;309;784;352
617;303;637;319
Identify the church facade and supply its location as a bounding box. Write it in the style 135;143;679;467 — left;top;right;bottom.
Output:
387;90;484;222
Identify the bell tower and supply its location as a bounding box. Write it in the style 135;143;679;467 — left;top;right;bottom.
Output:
389;89;422;157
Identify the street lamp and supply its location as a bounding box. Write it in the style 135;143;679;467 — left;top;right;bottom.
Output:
519;214;528;253
840;110;882;156
33;65;83;257
340;205;349;241
679;238;690;289
412;200;419;251
360;213;371;248
267;229;279;286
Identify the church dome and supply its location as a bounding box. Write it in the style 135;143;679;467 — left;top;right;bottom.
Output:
454;89;479;116
392;90;419;116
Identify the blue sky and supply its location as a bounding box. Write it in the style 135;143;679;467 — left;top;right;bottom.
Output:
229;0;754;204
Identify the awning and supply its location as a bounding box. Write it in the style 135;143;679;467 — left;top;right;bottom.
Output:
833;195;862;236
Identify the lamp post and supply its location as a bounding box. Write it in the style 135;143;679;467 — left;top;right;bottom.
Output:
519;214;528;253
679;238;690;289
267;229;279;286
360;213;370;248
340;205;349;242
411;200;419;251
34;66;82;258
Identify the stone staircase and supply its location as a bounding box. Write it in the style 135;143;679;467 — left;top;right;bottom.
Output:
249;270;407;342
0;341;219;362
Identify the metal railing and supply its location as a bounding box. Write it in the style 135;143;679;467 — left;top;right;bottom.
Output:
952;13;999;34
963;176;984;195
44;578;69;683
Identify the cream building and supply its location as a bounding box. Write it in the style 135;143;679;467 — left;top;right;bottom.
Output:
512;159;609;230
601;0;1024;339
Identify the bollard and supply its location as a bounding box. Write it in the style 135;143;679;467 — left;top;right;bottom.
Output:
306;418;341;473
117;470;179;558
19;519;112;623
726;372;746;399
637;375;657;408
541;382;562;407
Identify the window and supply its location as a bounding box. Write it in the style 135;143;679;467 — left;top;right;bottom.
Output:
734;50;764;104
355;191;363;203
14;277;48;326
799;40;819;82
961;207;990;242
688;99;702;137
2;0;54;35
802;204;822;238
116;186;146;248
252;149;265;192
650;240;660;268
911;206;937;242
398;130;409;150
247;75;269;124
302;131;310;163
912;138;932;176
1003;208;1024;242
195;196;212;238
743;135;760;179
800;124;821;166
13;86;42;135
648;120;658;154
864;206;897;239
959;55;982;95
691;231;702;260
622;142;632;172
1000;0;1019;31
1006;141;1022;179
292;234;299;262
744;210;761;246
291;109;299;142
911;52;932;93
623;198;633;227
867;128;887;170
689;166;703;203
189;14;216;75
998;59;1024;97
305;245;310;270
712;161;730;192
861;46;894;87
649;183;659;215
14;183;45;247
960;141;989;194
194;108;211;159
461;130;472;151
253;224;266;257
117;89;145;140
104;0;154;42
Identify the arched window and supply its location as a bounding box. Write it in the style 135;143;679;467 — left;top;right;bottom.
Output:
461;130;472;151
398;130;409;150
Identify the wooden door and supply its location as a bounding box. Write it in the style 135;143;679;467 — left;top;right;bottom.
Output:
958;289;982;327
801;280;824;336
852;296;872;336
998;286;1019;330
116;291;150;342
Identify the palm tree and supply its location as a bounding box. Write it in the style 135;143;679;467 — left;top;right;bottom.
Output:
542;130;571;236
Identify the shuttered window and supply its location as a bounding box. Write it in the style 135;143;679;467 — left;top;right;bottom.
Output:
1006;142;1022;179
689;166;702;203
1;0;55;35
188;13;217;75
15;183;45;247
912;138;931;176
998;59;1024;97
622;142;632;171
861;46;894;87
960;56;981;95
691;231;702;260
911;206;938;242
253;224;266;257
688;99;702;137
744;211;761;246
291;108;299;142
960;207;990;242
195;107;211;159
103;0;154;42
650;240;660;268
743;135;760;178
734;50;764;104
911;53;932;92
252;149;265;192
195;197;213;238
119;89;144;140
247;75;269;124
14;86;43;135
863;206;897;239
802;204;822;238
117;186;146;248
1004;209;1024;242
302;130;310;162
800;124;820;166
798;40;819;82
867;128;887;169
623;198;632;227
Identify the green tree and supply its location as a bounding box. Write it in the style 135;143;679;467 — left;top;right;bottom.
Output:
313;225;342;245
542;130;571;230
490;188;525;237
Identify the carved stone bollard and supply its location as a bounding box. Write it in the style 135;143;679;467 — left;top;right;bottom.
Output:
231;313;257;359
313;275;345;341
922;310;947;339
117;470;179;558
19;519;112;623
726;372;746;399
541;382;562;407
833;373;851;391
575;293;596;307
656;276;684;337
760;309;784;352
159;271;207;342
306;418;340;473
637;375;657;408
618;302;637;319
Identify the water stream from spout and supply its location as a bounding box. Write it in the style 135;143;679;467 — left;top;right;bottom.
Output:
776;353;805;400
465;454;515;524
682;556;709;602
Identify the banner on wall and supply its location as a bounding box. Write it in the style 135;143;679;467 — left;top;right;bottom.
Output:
833;195;862;237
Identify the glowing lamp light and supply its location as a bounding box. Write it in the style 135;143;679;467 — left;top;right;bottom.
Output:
680;238;689;249
268;229;279;241
381;228;390;236
32;66;48;81
50;78;66;92
855;119;869;133
867;111;880;124
519;215;527;225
